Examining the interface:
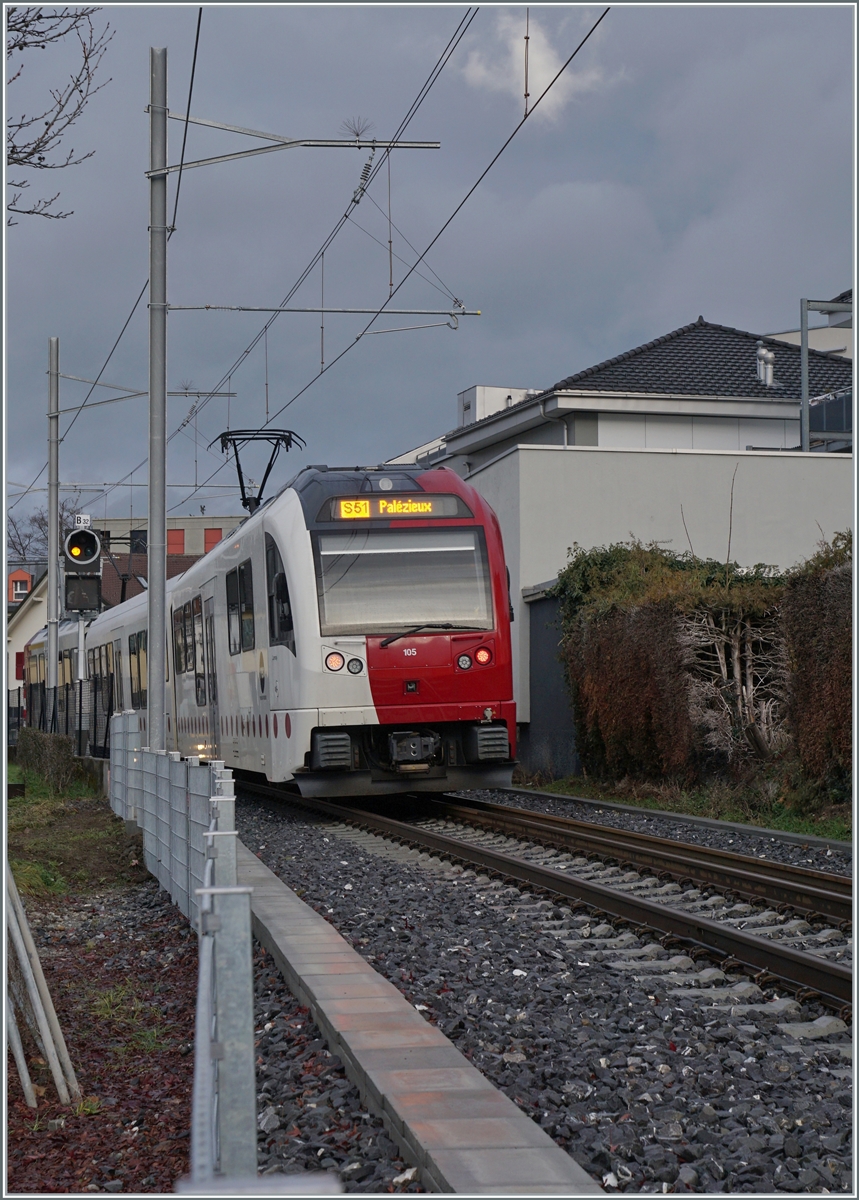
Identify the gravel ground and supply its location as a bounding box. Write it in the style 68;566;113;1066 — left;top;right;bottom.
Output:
7;881;197;1193
7;876;423;1194
253;944;423;1191
478;789;853;877
238;792;853;1195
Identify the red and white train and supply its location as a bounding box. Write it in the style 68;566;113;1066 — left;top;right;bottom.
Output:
27;466;516;796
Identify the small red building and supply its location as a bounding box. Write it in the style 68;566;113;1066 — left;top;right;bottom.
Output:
8;569;32;607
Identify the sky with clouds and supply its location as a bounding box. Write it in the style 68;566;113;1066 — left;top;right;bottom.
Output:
5;3;854;523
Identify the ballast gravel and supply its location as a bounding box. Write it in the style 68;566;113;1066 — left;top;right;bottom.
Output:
477;789;852;877
237;791;853;1195
252;943;423;1192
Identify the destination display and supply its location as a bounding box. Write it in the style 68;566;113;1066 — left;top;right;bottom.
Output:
333;494;471;520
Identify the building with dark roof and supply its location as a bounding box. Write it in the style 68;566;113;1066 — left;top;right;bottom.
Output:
392;315;853;472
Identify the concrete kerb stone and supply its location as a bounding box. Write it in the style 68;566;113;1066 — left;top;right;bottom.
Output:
237;841;603;1196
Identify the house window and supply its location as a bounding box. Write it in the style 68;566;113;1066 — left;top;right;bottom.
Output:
167;529;185;555
204;528;222;553
13;579;29;599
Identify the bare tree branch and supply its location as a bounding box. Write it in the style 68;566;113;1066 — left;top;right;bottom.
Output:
6;493;82;560
6;6;113;224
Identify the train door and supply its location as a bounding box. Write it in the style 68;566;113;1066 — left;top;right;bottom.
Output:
202;585;220;759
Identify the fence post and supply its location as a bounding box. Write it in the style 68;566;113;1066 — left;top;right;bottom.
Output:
125;713;143;826
201;886;257;1178
169;753;190;917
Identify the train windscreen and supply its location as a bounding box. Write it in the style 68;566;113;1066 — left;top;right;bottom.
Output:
314;527;493;636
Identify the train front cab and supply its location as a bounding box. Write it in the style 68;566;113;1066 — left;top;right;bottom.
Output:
288;466;516;797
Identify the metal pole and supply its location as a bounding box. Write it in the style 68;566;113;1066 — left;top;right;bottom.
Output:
800;297;809;452
77;632;85;755
148;47;168;752
47;338;59;698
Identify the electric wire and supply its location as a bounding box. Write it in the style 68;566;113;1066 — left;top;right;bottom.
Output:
264;7;611;424
23;8;478;518
167;6;480;441
169;7;609;513
345;212;457;303
170;7;203;234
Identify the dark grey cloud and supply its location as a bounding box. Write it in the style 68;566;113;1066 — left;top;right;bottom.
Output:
5;5;853;520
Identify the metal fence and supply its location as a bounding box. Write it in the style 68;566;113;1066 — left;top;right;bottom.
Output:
8;679;113;757
109;713;257;1181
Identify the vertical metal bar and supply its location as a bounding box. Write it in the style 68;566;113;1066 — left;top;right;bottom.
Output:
7;873;81;1099
6;898;71;1105
7;1003;38;1108
190;928;216;1179
47;338;59;697
148;46;168;752
800;297;809;453
211;888;257;1177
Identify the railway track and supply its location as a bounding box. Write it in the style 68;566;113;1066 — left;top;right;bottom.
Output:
426;792;852;923
241;782;852;1012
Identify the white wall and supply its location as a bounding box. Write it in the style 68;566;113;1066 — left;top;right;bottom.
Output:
598;413;801;451
458;386;535;427
466;445;854;720
767;326;852;359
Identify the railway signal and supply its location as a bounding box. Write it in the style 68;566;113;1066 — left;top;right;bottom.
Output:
63;524;102;612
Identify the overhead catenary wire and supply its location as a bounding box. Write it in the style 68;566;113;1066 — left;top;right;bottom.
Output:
264;7;611;425
165;8;480;512
167;5;480;443
26;8;479;519
169;7;610;514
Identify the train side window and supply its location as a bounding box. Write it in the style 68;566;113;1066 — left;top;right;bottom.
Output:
192;596;206;706
88;648;96;679
204;598;217;705
265;533;295;653
138;630;148;707
226;569;241;655
129;633;140;708
113;640;124;709
183;602;193;674
239;560;255;651
173;609;185;674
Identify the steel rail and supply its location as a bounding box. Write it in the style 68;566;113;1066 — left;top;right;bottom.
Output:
239;784;852;1008
426;795;852;923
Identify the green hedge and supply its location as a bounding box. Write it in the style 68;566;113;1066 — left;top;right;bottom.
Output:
16;728;78;794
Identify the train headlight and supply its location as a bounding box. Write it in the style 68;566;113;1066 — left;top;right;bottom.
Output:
475;647;492;666
457;653;472;670
325;652;345;671
347;658;363;675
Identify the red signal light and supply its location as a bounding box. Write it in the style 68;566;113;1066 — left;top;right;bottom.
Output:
475;647;492;666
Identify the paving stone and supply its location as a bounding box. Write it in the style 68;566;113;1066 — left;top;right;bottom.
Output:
425;1146;604;1194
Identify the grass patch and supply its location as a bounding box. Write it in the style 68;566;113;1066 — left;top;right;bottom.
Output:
515;773;852;842
87;981;172;1055
8;769;149;897
7;859;68;895
8;761;24;785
